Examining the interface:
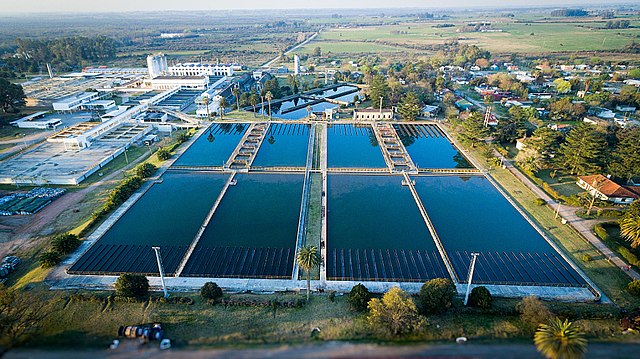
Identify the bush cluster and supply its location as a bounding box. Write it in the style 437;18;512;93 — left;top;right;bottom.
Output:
114;274;149;298
200;282;223;301
39;233;80;268
628;280;640;297
218;297;305;308
134;163;157;178
468;286;493;309
90;175;144;225
418;278;457;315
516;296;554;330
347;283;372;311
156;147;171;161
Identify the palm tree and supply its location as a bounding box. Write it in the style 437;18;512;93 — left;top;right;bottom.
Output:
249;93;259;118
265;91;273;120
620;217;640;249
534;318;587;359
296;245;320;301
232;85;240;111
218;97;228;120
202;96;210;120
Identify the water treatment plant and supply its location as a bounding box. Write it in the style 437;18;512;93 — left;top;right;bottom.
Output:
61;118;600;301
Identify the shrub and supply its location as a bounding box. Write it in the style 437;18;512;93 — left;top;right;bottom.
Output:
176;132;189;143
156;147;171;161
51;233;80;255
347;283;372;311
134;163;157;178
418;278;457;315
328;291;336;302
114;274;149;298
594;223;609;241
39;250;61;268
200;282;223;301
628;280;640;297
516;296;554;329
368;287;424;338
581;254;593;262
535;198;547;206
106;176;143;210
468;286;493;309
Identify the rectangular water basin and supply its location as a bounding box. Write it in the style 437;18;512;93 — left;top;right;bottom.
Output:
328;124;387;168
182;173;304;278
413;175;586;287
69;171;229;275
394;124;472;169
327;174;449;282
252;123;310;167
173;123;248;167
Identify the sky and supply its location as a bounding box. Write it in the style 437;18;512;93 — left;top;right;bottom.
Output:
3;0;620;13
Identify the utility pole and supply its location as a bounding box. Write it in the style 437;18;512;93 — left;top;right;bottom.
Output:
464;252;480;306
123;147;129;164
152;247;169;298
555;200;562;219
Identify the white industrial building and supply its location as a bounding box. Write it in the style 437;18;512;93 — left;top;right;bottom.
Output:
147;53;169;78
11;111;63;130
52;92;100;112
150;76;209;90
168;63;234;77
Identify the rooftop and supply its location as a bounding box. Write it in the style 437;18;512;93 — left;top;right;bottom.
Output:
578;174;640;199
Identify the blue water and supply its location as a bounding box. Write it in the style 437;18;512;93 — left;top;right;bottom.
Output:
394;124;472;169
97;172;228;246
312;85;359;99
414;176;552;253
197;173;304;248
174;123;247;167
258;98;338;120
328;124;387;168
253;123;310;167
328;174;437;250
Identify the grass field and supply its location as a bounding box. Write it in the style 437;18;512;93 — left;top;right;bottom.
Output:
298;19;640;57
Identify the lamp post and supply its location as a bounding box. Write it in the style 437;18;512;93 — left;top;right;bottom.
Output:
152;246;169;298
464;252;480;306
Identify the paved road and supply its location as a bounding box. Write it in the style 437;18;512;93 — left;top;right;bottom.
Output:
6;342;640;359
496;153;640;281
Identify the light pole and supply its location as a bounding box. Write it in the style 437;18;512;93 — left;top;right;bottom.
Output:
152;246;169;298
123;147;129;164
464;252;480;306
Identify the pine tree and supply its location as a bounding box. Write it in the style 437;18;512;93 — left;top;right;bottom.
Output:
559;124;605;175
368;74;390;109
609;127;640;182
398;92;421;121
459;112;488;148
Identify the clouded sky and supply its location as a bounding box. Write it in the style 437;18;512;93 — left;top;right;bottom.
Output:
4;0;615;13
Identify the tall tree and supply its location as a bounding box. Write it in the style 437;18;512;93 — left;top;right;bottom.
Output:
218;97;227;120
559;124;606;175
264;91;273;120
368;74;390;109
458;112;488;148
296;245;320;301
608;127;640;182
231;86;240;111
398;92;421;121
534;318;587;359
527;127;563;168
620;200;640;249
249;93;259;118
0;79;26;113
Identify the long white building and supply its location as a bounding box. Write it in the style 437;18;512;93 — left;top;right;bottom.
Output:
168;63;234;77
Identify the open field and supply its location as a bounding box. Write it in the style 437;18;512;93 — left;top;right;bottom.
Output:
297;19;640;57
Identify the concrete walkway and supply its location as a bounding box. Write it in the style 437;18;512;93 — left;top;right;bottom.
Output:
497;153;640;281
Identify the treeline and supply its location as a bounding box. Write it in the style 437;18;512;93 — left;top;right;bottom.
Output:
605;20;631;29
550;9;588;17
5;36;117;73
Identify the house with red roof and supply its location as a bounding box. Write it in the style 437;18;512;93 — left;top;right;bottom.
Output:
576;174;639;205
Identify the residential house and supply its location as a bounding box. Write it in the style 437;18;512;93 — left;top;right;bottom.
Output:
576;174;639;205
